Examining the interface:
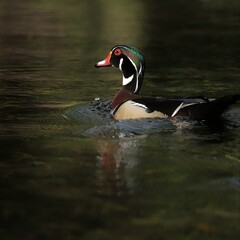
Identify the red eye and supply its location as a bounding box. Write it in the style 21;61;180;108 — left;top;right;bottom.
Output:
114;48;122;56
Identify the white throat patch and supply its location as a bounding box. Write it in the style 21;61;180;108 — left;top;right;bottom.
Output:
123;74;134;86
119;56;140;92
119;57;134;86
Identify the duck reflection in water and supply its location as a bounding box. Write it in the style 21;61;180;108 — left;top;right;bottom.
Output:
96;138;140;197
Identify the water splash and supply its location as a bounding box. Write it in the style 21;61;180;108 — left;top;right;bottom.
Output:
61;100;240;138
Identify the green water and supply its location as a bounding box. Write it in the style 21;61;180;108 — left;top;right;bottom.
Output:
0;0;239;239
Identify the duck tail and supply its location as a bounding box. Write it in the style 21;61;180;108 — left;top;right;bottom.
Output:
183;94;240;121
209;94;240;115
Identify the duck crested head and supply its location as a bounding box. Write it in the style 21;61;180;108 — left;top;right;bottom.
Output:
96;45;145;94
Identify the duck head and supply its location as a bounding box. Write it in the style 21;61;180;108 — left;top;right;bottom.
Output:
95;45;145;94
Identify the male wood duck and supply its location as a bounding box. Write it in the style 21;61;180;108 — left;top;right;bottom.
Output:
95;45;240;121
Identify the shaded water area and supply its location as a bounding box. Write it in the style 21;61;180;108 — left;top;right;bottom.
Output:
0;0;240;239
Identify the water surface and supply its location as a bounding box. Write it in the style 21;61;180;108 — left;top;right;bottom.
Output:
0;0;239;239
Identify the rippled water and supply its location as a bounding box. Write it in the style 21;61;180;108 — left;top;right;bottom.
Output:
0;0;239;239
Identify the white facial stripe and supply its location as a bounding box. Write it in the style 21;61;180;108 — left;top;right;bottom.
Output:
126;56;139;93
123;74;134;86
116;50;142;93
134;78;139;93
127;56;138;72
120;57;135;86
134;62;142;93
138;62;142;77
119;58;123;70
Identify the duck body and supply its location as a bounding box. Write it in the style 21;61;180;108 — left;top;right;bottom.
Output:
96;45;240;121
